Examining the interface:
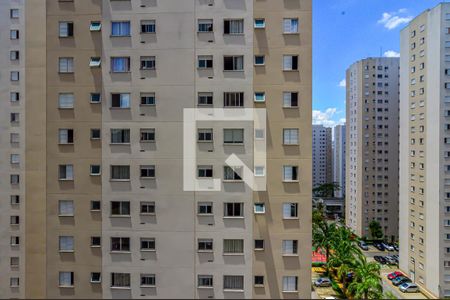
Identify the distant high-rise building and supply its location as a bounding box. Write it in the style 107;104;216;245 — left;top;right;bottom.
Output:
0;0;312;298
333;124;346;198
399;3;450;297
312;125;332;187
346;57;399;241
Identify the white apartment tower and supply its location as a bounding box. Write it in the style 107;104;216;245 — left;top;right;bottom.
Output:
333;124;346;198
399;3;450;297
312;124;332;187
346;57;399;241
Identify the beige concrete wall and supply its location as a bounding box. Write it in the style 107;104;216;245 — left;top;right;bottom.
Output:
253;0;312;298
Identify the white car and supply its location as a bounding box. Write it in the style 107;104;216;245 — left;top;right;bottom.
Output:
314;277;331;287
382;242;395;251
399;282;419;293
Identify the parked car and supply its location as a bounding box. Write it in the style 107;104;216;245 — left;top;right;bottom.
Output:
392;276;411;286
387;271;404;280
314;277;332;287
384;255;397;265
374;243;385;251
382;242;395;251
399;282;419;293
392;254;399;260
374;256;387;264
393;244;399;251
358;241;369;251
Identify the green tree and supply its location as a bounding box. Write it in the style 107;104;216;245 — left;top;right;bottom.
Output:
313;182;341;198
383;290;397;299
312;207;337;274
348;255;383;299
369;220;384;240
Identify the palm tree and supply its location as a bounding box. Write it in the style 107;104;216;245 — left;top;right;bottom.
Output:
348;255;383;299
313;215;337;274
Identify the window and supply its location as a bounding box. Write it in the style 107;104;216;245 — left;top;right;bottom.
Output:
10;216;20;225
110;165;130;180
59;129;74;144
254;92;265;102
140;238;156;251
59;236;74;252
59;165;74;180
223;239;244;254
283;55;298;71
140;93;155;105
198;275;213;288
140;165;156;178
111;273;130;288
58;200;74;216
198;165;213;178
198;128;213;142
89;57;101;67
283;92;298;107
111;201;130;216
111;129;130;143
59;57;74;73
198;92;213;105
224;202;243;217
140;56;156;70
254;239;264;250
224;56;244;71
10;92;20;102
11;133;19;144
90;93;101;103
198;202;213;215
10;9;19;19
140;202;155;215
111;21;130;36
283;18;299;33
283;166;298;181
10;50;19;61
59;22;74;37
10;30;19;39
224;19;244;34
282;240;298;255
111;93;130;108
91;236;101;247
111;57;130;72
254;203;265;214
254;276;264;286
224;166;242;181
140;274;156;287
282;276;298;292
283;129;299;145
91;129;101;140
58;93;74;109
10;175;20;185
90;273;101;283
11;236;20;246
223;275;244;290
141;20;156;33
10;113;19;123
10;154;20;165
111;237;130;252
255;129;265;140
224;92;244;107
90;21;102;32
11;195;20;205
10;71;19;81
10;278;19;287
283;203;298;219
198;55;213;69
224;129;244;144
254;55;265;66
254;166;265;177
91;201;101;211
254;18;265;29
90;165;101;176
59;272;74;287
198;239;213;251
11;258;19;267
140;128;155;142
198;19;213;32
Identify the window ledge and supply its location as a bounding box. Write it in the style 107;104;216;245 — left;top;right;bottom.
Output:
140;177;156;180
223;143;244;146
90;245;101;248
282;290;298;293
197;31;214;34
59;250;74;253
110;179;131;182
223;180;244;183
140;213;156;216
110;251;131;254
223;289;244;293
58;143;74;145
283;69;299;72
197;286;214;289
223;253;244;256
110;286;131;290
58;72;74;75
140;285;156;288
110;35;131;38
254;64;265;67
254;284;265;288
141;249;156;253
282;254;299;257
59;179;74;181
197;213;214;216
58;107;74;110
283;143;299;146
223;216;244;219
139;104;156;107
283;32;299;35
254;212;265;215
90;174;101;176
283;217;299;220
110;215;131;218
283;106;299;109
140;68;156;71
254;248;264;251
197;67;213;70
90;281;102;284
224;33;245;36
58;214;74;217
197;250;214;253
109;143;131;145
140;140;156;143
223;70;244;72
282;180;299;183
198;140;213;143
59;286;74;289
109;107;131;110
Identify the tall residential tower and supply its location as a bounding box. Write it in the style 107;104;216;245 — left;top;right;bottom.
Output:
333;124;346;198
346;57;399;241
312;124;332;187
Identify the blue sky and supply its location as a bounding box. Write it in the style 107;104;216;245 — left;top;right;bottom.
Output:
313;0;443;127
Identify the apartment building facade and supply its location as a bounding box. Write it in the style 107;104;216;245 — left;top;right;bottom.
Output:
312;124;332;187
399;3;450;297
3;0;312;298
333;124;346;198
346;57;399;241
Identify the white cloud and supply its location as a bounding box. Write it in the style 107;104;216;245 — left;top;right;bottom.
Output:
383;50;400;58
378;9;412;30
312;108;345;128
338;79;346;88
